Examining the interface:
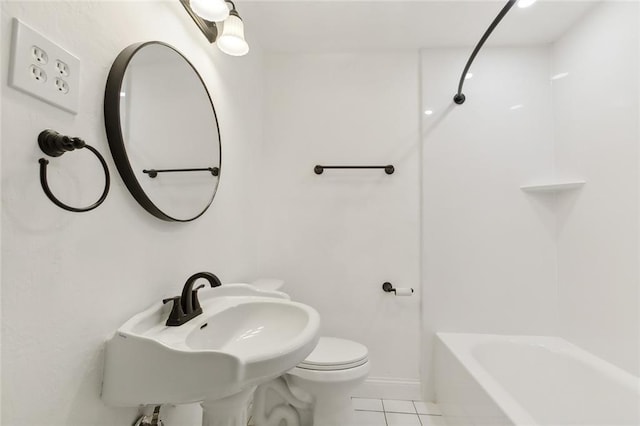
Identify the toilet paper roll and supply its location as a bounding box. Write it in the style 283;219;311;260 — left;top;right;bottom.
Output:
394;288;414;296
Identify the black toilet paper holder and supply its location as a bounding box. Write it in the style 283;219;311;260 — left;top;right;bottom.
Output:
382;282;414;294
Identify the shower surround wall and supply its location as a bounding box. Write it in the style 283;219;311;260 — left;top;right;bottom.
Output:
1;2;264;425
421;0;639;399
420;46;557;399
257;52;422;399
552;0;639;376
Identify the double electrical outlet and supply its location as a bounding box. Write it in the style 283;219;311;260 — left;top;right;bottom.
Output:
9;18;80;114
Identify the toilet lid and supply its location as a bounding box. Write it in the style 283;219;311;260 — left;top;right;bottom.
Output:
298;337;368;371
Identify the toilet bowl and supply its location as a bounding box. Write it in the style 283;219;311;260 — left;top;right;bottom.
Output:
286;337;370;426
253;337;370;426
249;279;370;426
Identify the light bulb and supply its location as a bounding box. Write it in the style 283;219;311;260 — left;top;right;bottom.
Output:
190;0;229;22
517;0;537;8
217;13;249;56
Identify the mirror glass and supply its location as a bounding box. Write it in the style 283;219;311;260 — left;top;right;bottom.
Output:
105;42;221;222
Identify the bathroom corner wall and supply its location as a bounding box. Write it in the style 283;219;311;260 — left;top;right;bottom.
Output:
420;47;558;399
1;2;264;425
552;0;640;375
258;52;422;399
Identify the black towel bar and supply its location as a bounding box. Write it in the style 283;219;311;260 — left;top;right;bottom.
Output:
314;165;395;175
142;167;220;178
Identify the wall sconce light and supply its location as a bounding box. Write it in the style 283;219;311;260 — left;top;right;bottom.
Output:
179;0;249;56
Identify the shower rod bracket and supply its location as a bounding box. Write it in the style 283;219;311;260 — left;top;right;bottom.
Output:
453;94;466;105
453;0;516;105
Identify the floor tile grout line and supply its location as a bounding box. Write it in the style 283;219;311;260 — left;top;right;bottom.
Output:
352;399;444;425
411;400;444;417
351;409;443;426
385;412;423;426
381;400;389;426
383;399;419;415
412;400;419;415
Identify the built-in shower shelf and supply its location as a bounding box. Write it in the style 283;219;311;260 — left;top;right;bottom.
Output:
520;180;586;193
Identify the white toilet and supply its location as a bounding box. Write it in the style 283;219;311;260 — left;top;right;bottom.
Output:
250;279;370;426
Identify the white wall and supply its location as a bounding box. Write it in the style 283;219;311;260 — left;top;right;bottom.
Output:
257;52;422;398
421;47;558;399
1;2;264;425
553;1;639;375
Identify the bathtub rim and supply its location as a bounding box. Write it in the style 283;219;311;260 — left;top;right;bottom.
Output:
435;332;640;426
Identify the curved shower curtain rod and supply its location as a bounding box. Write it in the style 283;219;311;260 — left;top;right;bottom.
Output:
453;0;517;105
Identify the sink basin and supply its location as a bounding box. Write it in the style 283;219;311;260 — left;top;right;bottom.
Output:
102;284;320;407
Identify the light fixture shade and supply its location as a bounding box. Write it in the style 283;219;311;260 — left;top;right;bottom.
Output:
190;0;229;22
217;13;249;56
517;0;537;8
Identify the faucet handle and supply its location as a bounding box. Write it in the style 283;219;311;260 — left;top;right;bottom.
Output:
162;296;185;326
191;284;206;313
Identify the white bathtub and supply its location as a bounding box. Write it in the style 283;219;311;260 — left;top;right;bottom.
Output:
435;333;640;426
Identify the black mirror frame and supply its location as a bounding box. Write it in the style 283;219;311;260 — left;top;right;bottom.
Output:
104;41;222;222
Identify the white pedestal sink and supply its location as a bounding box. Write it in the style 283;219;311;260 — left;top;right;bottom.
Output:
102;284;320;426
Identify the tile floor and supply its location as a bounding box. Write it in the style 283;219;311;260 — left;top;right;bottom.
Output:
248;398;447;426
351;398;447;426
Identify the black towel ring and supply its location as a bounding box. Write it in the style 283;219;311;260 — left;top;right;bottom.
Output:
38;129;110;213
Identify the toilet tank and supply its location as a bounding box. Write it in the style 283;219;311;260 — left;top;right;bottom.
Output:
250;278;285;292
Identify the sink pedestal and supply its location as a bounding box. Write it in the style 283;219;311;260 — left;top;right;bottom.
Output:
201;387;256;426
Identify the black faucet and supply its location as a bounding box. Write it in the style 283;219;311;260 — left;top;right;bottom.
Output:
163;272;222;326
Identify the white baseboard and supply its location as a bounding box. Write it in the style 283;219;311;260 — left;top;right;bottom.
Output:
352;377;422;401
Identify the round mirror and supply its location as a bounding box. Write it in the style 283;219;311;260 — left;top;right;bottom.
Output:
104;41;221;222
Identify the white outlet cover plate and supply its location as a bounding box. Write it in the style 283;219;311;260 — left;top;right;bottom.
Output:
9;18;80;114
